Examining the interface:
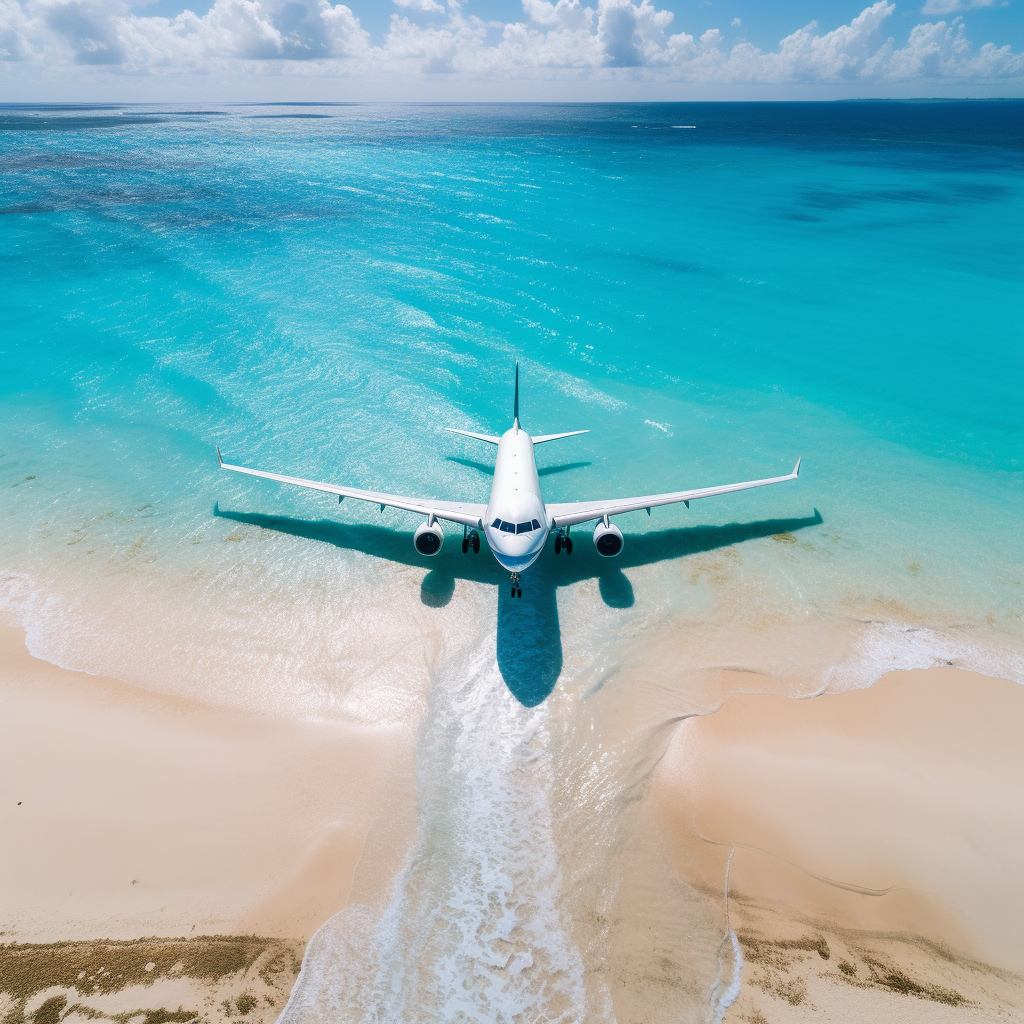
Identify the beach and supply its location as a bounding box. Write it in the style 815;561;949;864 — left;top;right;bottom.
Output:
0;619;419;1023
4;616;1022;1022
654;668;1024;1023
0;620;418;946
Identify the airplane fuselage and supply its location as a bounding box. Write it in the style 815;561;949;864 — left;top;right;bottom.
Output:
483;424;549;572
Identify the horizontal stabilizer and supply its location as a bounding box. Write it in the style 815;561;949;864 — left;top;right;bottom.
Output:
532;430;589;444
446;428;501;444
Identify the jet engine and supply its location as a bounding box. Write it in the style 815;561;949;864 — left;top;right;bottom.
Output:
593;520;623;557
414;520;444;556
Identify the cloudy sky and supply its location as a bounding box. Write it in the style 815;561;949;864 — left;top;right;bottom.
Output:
1;0;1021;101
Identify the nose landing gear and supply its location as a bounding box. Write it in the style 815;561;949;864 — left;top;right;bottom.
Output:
462;527;480;554
510;572;522;599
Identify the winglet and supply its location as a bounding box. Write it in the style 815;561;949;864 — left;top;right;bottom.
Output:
793;456;801;478
216;446;224;468
513;361;520;432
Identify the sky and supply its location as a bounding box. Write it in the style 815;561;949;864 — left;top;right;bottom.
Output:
0;0;1021;102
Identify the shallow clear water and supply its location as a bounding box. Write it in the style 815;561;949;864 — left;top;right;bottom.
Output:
2;101;1022;1021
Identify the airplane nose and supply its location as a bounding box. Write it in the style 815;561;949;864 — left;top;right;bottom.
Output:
491;535;545;571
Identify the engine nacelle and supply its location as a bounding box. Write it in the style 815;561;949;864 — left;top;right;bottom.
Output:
413;521;444;556
593;521;623;557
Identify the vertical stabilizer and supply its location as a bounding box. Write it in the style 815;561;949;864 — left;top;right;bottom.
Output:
513;361;520;432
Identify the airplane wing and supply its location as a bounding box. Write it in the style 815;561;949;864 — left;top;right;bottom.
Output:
547;459;801;528
217;450;488;529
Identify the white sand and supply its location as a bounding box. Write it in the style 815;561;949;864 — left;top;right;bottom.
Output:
0;621;415;945
650;667;1024;1021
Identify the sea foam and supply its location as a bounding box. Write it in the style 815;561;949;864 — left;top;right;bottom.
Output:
279;641;608;1024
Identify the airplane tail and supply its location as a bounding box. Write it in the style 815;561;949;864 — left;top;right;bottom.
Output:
447;362;588;443
513;361;589;443
513;361;519;431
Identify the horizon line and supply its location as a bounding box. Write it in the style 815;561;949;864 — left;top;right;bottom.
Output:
3;97;1023;107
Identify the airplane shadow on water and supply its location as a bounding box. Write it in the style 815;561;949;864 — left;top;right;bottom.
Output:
213;504;823;708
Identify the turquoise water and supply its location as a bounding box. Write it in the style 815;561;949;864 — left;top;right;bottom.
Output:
2;101;1022;1019
3;103;1022;678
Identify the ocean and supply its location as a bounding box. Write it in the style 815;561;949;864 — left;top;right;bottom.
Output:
2;101;1022;1021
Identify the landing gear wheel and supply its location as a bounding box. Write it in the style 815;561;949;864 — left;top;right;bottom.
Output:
554;535;562;554
462;538;469;554
516;588;522;598
472;533;480;554
511;587;516;598
565;538;573;555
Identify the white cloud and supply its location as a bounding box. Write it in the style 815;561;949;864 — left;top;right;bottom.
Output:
115;0;371;67
393;0;446;16
524;0;593;31
46;1;126;64
750;1;898;81
598;0;674;67
0;0;1020;84
921;0;994;13
730;17;741;28
880;15;1020;78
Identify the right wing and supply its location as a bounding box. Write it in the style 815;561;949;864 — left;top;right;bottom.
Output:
547;459;801;528
218;450;488;529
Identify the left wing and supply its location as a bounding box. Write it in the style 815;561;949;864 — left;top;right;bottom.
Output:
547;458;801;528
218;450;488;529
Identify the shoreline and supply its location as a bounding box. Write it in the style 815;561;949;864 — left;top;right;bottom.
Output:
2;619;1022;1021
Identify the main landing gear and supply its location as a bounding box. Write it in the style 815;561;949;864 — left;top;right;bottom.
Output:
510;572;522;599
462;526;480;554
554;528;573;555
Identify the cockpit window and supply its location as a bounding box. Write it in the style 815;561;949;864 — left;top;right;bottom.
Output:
493;518;543;535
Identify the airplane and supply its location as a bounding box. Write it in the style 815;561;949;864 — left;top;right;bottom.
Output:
217;364;800;598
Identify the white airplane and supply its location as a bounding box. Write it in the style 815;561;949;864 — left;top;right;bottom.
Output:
218;365;800;598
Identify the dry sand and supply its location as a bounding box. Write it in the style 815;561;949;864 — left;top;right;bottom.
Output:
0;621;416;1024
651;668;1024;1023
